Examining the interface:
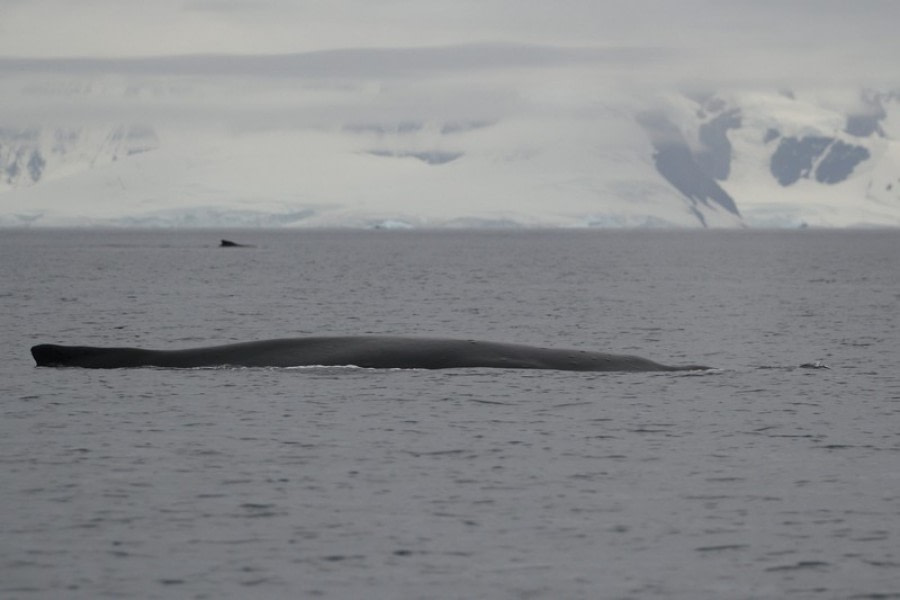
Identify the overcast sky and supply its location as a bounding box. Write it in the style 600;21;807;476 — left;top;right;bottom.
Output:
0;0;897;130
2;0;898;85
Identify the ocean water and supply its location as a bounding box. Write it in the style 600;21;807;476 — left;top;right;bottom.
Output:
1;229;899;599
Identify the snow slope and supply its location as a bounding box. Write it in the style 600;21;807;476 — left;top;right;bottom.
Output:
2;85;899;228
695;90;900;228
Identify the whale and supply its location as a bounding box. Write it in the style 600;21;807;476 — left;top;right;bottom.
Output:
30;336;709;372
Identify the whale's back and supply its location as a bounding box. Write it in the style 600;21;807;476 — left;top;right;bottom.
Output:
30;337;710;371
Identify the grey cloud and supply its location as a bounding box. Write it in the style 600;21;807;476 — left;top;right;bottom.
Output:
0;44;670;80
1;0;897;135
1;1;897;89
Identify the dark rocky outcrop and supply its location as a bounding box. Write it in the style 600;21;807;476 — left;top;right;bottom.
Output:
815;141;871;184
637;111;740;226
696;108;742;180
770;136;833;186
771;136;869;186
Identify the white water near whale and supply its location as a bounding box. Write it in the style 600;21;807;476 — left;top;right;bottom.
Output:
2;230;899;599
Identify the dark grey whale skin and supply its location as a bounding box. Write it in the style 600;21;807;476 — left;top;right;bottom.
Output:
31;336;709;372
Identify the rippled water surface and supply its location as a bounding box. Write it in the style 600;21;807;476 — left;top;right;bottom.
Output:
2;229;899;599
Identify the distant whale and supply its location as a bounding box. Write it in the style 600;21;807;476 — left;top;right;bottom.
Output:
30;336;709;372
219;239;253;248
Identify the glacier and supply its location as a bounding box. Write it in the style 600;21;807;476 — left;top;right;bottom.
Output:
2;86;899;229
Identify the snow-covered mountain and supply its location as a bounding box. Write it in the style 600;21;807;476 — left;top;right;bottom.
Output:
2;87;899;228
1;124;158;187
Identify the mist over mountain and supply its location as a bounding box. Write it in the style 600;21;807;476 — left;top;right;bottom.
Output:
1;23;898;229
0;79;900;227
